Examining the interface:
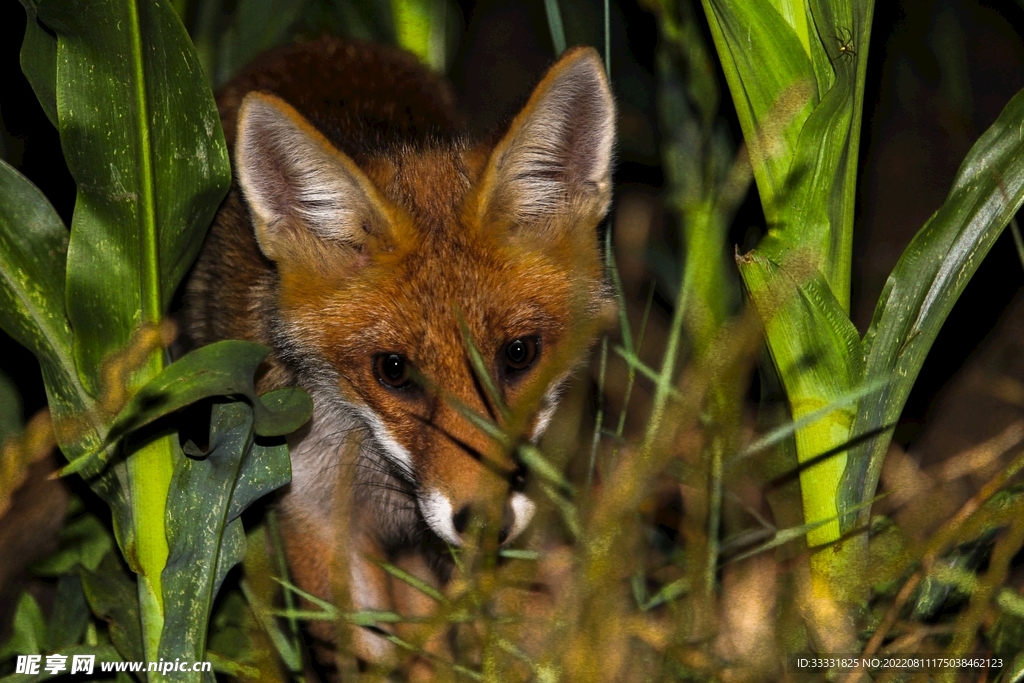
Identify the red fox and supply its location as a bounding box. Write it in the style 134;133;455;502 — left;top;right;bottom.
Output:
184;36;615;661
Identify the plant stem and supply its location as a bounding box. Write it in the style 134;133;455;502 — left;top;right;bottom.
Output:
128;0;171;662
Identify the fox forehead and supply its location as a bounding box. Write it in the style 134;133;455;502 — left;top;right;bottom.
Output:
275;141;597;359
277;184;576;363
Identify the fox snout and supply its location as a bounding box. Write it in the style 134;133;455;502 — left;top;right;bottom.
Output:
418;467;536;547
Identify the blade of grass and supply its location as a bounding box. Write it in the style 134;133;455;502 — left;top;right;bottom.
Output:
272;577;338;616
615;283;655;439
519;443;575;494
722;496;878;565
240;579;303;672
611;345;684;402
1010;216;1024;271
641;577;690;611
267;511;302;662
373;559;448;604
540;482;581;539
457;312;509;420
587;335;608;490
732;378;888;464
543;0;566;56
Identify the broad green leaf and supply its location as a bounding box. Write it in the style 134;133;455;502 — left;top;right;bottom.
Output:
16;0;58;129
160;402;291;676
32;513;114;575
751;0;874;311
392;0;447;69
701;0;815;221
767;0;811;55
63;341;311;475
105;340;311;441
80;550;144;663
761;59;855;309
842;86;1024;528
0;593;46;659
45;575;90;652
35;0;230;397
738;246;861;544
0;163;131;559
0;161;96;440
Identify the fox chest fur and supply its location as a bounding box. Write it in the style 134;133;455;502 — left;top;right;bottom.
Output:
183;36;614;659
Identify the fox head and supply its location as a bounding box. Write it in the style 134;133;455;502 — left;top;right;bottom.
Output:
233;47;615;548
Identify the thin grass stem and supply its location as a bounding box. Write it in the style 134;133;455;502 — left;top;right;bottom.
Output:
543;0;566;56
587;335;608;490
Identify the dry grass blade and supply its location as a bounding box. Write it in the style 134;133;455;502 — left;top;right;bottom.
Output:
0;408;56;519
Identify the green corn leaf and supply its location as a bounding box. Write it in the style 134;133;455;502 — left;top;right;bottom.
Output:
0;593;46;660
80;550;145;664
0;162;133;559
35;0;230;397
701;0;815;222
842;85;1024;528
105;340;311;441
160;402;291;679
25;3;230;650
0;161;97;443
62;341;311;475
737;247;862;545
45;575;91;653
16;0;58;129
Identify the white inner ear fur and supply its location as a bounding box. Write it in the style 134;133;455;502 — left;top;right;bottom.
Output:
235;92;380;258
490;50;615;226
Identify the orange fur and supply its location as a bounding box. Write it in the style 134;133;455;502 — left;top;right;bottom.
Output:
183;37;615;669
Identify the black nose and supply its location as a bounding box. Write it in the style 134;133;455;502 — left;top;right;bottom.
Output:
451;502;516;543
453;505;471;535
509;464;527;492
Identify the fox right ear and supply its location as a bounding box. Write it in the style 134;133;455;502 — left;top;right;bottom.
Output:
474;47;615;237
235;92;393;265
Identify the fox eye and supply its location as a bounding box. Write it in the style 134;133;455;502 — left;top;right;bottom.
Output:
375;353;412;389
504;337;539;375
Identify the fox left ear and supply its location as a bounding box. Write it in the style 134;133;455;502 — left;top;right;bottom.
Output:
477;47;615;236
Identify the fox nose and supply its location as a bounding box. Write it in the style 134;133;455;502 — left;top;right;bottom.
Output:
451;498;517;544
421;489;536;547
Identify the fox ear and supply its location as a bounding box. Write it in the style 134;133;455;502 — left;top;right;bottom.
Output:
235;92;391;264
478;47;615;235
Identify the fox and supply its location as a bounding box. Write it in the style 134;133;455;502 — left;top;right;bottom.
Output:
183;36;615;662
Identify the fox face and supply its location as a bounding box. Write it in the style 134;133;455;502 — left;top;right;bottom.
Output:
185;38;615;660
232;45;615;551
